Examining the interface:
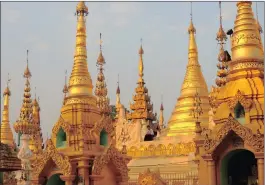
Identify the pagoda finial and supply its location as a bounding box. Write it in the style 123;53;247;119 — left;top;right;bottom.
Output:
1;73;15;148
216;2;227;44
187;6;198;66
188;2;196;34
95;33;111;115
68;1;93;99
138;39;144;83
97;33;105;65
116;74;120;94
215;1;229;88
159;94;164;128
14;50;37;135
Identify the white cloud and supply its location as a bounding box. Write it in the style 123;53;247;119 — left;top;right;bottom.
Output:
2;5;21;23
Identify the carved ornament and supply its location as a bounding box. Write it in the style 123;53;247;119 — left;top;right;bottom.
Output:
227;90;252;110
92;145;129;181
32;139;72;177
138;168;166;185
51;116;71;139
203;115;264;153
93;115;115;136
232;33;261;45
127;142;196;158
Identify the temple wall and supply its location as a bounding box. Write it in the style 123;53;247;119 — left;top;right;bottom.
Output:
94;165;117;185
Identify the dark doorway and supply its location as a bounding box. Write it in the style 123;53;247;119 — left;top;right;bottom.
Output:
221;149;257;185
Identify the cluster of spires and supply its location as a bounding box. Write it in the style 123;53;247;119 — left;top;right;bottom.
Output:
1;1;264;149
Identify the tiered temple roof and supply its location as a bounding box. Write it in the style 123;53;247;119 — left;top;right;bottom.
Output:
127;43;156;123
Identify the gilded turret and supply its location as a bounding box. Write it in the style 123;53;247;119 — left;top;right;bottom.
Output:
94;33;111;115
0;75;15;148
14;50;37;135
167;6;210;137
127;40;156;123
67;1;94;102
214;1;264;128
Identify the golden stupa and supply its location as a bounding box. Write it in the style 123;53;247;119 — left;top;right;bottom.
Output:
166;17;210;137
0;83;21;172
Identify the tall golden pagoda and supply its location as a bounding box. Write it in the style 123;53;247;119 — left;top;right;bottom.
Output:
194;2;264;185
167;8;210;137
0;75;15;148
29;3;130;185
213;1;264;127
127;42;156;123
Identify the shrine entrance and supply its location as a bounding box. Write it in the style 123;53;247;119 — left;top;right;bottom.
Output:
220;149;257;185
46;173;65;185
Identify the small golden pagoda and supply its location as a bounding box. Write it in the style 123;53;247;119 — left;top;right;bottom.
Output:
127;42;156;123
0;78;21;174
194;2;264;185
166;11;210;137
1;77;15;148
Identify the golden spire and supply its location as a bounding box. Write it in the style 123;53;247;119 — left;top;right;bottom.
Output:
115;74;121;118
94;33;111;115
159;95;164;128
30;88;44;153
1;74;15;148
62;70;68;105
255;2;263;34
138;38;144;83
14;50;37;135
215;2;229;87
230;1;263;63
68;1;93;97
187;3;199;66
167;4;210;137
127;40;156;122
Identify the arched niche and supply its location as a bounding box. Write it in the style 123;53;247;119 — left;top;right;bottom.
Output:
56;127;67;148
220;149;257;185
100;129;108;147
234;102;245;125
0;172;3;184
46;173;65;185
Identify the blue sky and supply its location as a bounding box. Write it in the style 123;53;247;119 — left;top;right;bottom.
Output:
1;2;264;141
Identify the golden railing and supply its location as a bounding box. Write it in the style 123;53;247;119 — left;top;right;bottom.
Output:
127;142;196;158
128;171;198;185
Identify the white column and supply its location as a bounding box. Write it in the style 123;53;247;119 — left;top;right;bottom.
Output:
17;134;33;185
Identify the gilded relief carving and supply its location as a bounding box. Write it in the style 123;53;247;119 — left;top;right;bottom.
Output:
203;115;264;152
126;142;196;158
51;116;71;139
227;90;252;110
92;145;129;181
32;139;72;177
138;168;166;185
